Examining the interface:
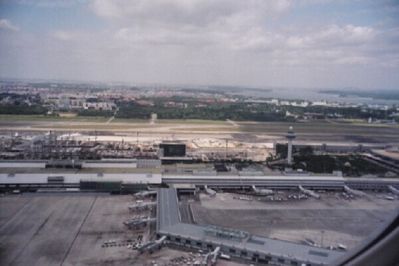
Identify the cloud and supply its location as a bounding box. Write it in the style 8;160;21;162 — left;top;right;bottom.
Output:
113;25;213;47
1;0;399;89
13;0;86;8
50;21;387;71
0;19;19;32
143;22;377;63
88;0;293;51
90;0;291;25
86;1;380;67
53;30;75;41
316;24;375;45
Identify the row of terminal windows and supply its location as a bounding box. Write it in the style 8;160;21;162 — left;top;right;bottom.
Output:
167;236;308;266
171;237;204;248
277;258;311;266
277;258;301;265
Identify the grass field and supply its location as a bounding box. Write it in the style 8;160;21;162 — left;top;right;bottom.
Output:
0;115;228;125
0;114;109;122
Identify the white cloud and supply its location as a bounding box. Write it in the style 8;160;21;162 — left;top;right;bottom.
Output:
0;19;19;32
14;0;85;8
52;21;384;71
53;30;75;41
315;24;375;45
1;0;399;89
90;0;291;25
87;0;379;68
334;56;371;65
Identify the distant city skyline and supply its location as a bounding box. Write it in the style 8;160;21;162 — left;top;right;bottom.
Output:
1;0;399;90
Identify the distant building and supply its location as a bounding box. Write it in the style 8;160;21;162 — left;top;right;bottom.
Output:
84;101;116;111
69;97;85;109
311;100;328;106
135;100;154;106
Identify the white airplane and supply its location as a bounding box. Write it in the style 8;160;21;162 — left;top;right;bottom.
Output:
252;185;274;195
344;185;367;197
388;186;399;196
203;246;221;265
204;185;217;197
384;196;395;201
299;185;320;199
134;190;157;198
128;202;156;211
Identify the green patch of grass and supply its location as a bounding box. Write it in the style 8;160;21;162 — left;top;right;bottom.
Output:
111;118;150;123
157;119;227;125
0;114;108;122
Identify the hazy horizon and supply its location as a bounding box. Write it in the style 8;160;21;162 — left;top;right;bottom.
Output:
1;0;399;90
1;76;398;94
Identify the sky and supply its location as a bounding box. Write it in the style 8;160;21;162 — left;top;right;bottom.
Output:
0;0;399;90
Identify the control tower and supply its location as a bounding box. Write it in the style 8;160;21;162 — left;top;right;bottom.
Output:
286;126;296;165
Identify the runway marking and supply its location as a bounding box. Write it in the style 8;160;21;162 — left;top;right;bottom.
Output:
106;116;115;124
60;196;97;266
226;119;239;127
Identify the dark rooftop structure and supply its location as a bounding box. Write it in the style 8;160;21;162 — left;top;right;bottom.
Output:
159;143;186;157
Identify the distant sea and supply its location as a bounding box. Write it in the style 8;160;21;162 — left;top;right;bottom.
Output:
229;87;399;106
